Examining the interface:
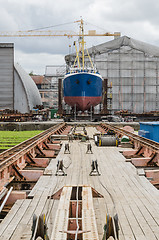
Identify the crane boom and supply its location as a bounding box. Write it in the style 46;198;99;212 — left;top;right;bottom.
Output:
0;19;121;38
0;30;120;38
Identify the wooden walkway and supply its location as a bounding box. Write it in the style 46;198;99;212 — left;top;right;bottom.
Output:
0;126;159;239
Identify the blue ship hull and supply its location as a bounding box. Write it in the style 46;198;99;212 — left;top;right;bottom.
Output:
63;72;102;111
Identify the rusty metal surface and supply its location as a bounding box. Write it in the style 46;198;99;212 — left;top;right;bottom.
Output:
0;123;66;187
0;123;66;171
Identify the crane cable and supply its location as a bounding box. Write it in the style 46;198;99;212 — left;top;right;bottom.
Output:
98;178;118;240
28;21;75;32
63;156;72;169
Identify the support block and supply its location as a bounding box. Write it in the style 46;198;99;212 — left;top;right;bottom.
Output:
47;144;61;150
42;150;55;158
33;158;49;167
137;168;145;176
6;191;26;205
52;140;61;144
123;149;137;157
19;170;43;181
145;170;159;182
131;157;151;167
17;162;27;170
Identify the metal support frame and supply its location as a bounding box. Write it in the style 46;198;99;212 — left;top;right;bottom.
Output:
0;187;13;214
55;160;67;176
26;153;36;165
42;141;49;150
12;165;26;180
83;126;87;135
89;160;100;176
101;78;108;114
31;213;49;240
35;145;45;157
103;214;119;240
57;78;63;115
64;143;70;154
0;123;66;189
90;105;93;121
86;143;93;154
68;134;74;142
74;104;77;121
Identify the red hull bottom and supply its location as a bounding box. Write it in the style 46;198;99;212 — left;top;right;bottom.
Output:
64;96;102;111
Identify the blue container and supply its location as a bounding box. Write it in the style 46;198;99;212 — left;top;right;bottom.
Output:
139;122;159;142
138;130;150;139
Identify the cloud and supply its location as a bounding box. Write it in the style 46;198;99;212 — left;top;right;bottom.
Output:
15;50;65;75
1;0;159;74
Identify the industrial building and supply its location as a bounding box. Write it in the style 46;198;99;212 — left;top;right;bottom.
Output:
32;65;66;109
31;75;52;109
65;36;159;114
0;43;42;113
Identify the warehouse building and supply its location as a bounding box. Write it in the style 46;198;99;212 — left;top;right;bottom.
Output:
65;36;159;114
0;43;42;113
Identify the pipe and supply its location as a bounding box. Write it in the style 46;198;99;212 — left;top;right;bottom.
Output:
0;188;8;201
0;187;13;213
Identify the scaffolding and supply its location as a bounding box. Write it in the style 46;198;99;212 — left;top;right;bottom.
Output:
44;65;66;109
65;36;159;114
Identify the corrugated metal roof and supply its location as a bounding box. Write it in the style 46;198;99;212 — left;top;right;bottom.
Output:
65;36;159;63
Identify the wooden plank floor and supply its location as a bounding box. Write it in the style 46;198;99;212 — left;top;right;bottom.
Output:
0;126;159;240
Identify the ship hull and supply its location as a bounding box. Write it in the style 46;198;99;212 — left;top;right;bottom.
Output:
63;72;102;111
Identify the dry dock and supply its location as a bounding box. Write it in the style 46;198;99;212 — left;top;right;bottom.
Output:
0;126;159;240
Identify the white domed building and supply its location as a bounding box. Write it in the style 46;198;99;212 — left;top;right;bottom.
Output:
0;43;42;113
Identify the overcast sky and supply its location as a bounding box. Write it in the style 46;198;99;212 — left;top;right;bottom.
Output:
1;0;159;74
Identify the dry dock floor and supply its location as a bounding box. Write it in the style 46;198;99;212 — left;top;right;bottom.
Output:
0;127;159;240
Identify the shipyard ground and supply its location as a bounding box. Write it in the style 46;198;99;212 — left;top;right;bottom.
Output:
0;124;158;240
0;120;140;131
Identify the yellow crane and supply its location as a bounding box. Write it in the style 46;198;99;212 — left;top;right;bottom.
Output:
0;19;120;38
0;30;120;37
0;19;121;71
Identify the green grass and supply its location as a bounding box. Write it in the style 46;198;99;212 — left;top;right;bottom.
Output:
0;131;43;149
